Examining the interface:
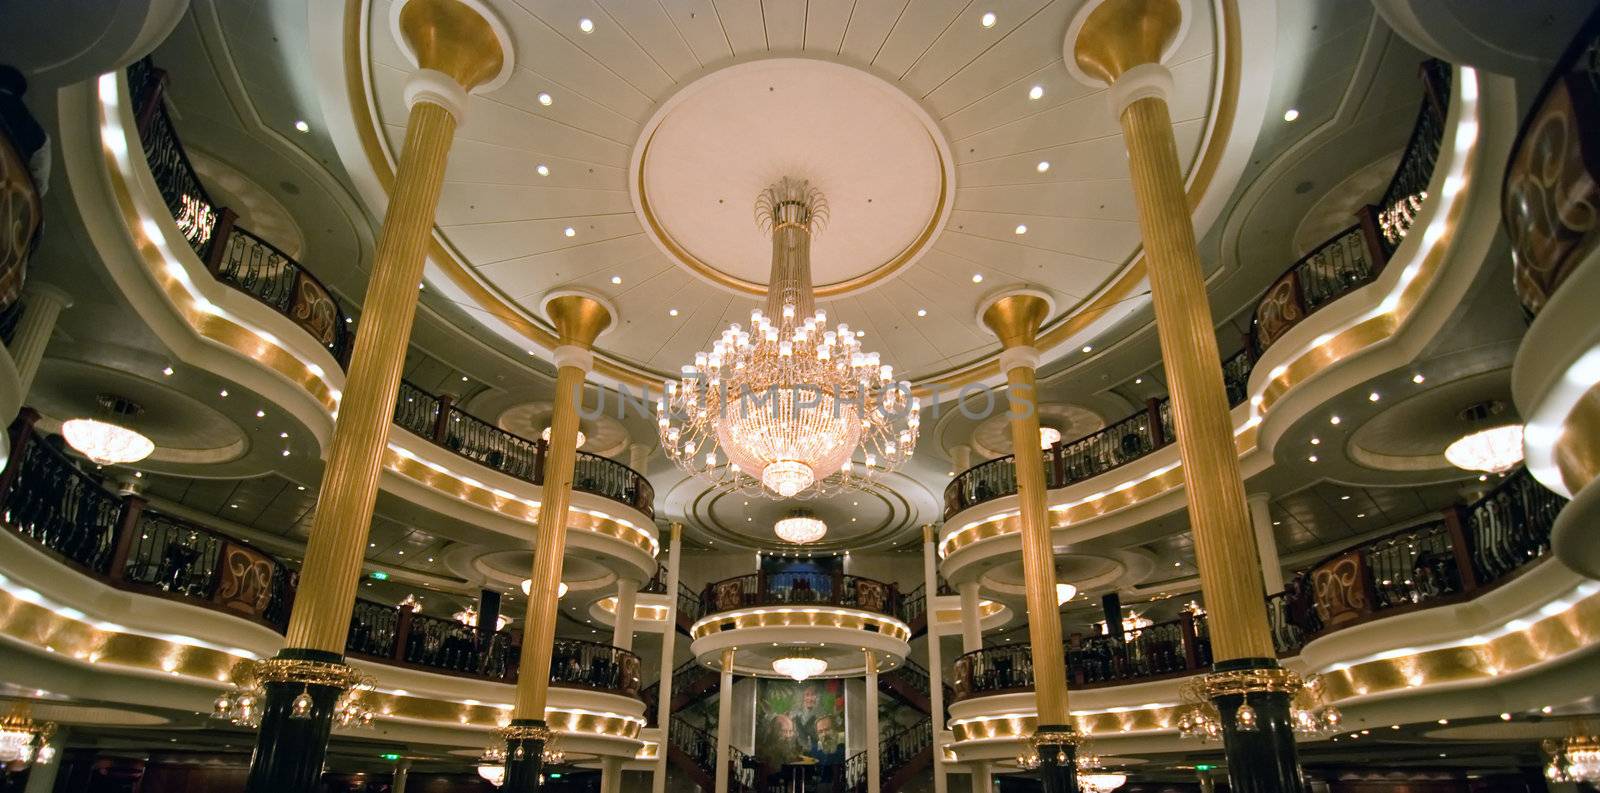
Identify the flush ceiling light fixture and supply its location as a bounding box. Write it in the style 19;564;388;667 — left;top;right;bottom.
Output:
775;511;828;545
659;178;919;499
521;579;568;598
1444;401;1524;474
62;394;155;465
1055;583;1078;606
541;426;587;449
772;652;828;681
0;705;55;767
1039;427;1062;449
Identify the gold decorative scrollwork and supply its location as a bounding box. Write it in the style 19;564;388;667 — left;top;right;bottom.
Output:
1504;72;1600;314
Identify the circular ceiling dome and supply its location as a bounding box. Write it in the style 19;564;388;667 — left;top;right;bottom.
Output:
633;58;951;296
971;402;1105;457
1347;369;1515;472
31;359;247;465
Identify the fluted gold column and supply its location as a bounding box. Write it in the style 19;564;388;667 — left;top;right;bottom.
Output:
980;293;1078;793
1070;2;1304;789
505;294;613;791
651;523;684;793
247;4;509;792
865;652;882;793
921;525;949;793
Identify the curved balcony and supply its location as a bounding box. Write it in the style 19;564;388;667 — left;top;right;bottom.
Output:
942;60;1452;522
699;571;907;622
947;467;1565;705
0;412;642;701
122;58;653;522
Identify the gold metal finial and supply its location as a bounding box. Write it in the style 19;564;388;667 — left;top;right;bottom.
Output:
543;293;614;348
981;291;1053;349
755;177;829;236
396;0;510;91
1070;0;1184;85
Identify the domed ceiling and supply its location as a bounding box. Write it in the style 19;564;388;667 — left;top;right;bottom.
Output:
329;0;1241;384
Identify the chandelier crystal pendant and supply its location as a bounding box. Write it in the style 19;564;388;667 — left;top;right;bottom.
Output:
659;178;920;500
774;511;828;544
1547;734;1600;783
62;394;155;465
0;705;55;767
772;652;828;681
454;604;511;631
1444;401;1525;474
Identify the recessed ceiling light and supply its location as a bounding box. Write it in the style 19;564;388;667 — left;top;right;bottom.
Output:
536;164;550;177
1329;415;1341;425
972;273;984;283
255;409;266;418
578;17;595;33
229;504;238;509
1368;391;1381;402
1014;224;1028;235
610;275;622;284
280;432;289;439
1412;372;1425;384
980;11;997;27
564;227;576;237
281;450;291;456
1081;345;1093;353
916;309;927;317
297;485;306;491
1340;495;1350;501
1308;455;1318;463
294;120;310;133
1283;108;1300;122
1310;437;1321;445
1028;85;1044;101
1036;161;1050;173
538;92;553;106
669;308;679;317
1134;377;1143;384
461;375;469;382
855;330;865;337
219;389;229;398
1356;513;1366;518
162;366;174;376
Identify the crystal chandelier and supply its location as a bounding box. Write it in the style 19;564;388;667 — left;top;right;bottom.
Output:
212;674;376;730
772;654;828;681
62;395;155;465
477;766;506;787
1016;740;1121;789
1080;773;1128;793
521;579;568;598
775;511;827;544
454;604;511;631
1444;401;1524;474
0;705;55;767
1055;583;1078;606
1176;674;1341;742
1097;611;1153;639
542;426;586;449
659;178;919;499
1547;734;1600;783
1039;427;1062;449
479;738;564;787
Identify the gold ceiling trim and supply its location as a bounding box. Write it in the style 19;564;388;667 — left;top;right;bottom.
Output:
342;0;1240;387
1552;381;1600;496
688;606;912;643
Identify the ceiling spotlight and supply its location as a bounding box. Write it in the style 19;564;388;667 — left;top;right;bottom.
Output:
1134;377;1143;384
1329;415;1341;425
578;17;595;33
1028;85;1044;101
1015;224;1028;235
1081;345;1093;353
1283;108;1300;122
162;366;174;376
1310;437;1321;445
610;275;622;284
536;164;550;177
1308;455;1318;463
1412;372;1426;384
294;120;310;133
1036;161;1050;173
538;92;553;106
669;308;680;317
917;309;927;317
1368;391;1381;402
563;227;576;237
255;409;266;418
972;273;984;283
980;11;997;27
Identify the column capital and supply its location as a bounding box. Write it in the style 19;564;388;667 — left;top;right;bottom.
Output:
390;0;514;94
543;291;616;349
997;346;1041;376
1106;62;1175;116
1246;491;1273;508
24;282;73;310
979;289;1053;349
403;69;470;120
669;521;683;541
922;523;936;544
1065;0;1187;88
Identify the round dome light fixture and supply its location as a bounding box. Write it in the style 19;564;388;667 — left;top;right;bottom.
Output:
774;511;827;544
1080;772;1128;792
1039;427;1062;449
62;395;154;465
521;579;568;598
1055;583;1078;606
1443;402;1523;473
477;765;505;787
772;655;828;682
453;605;511;631
542;426;587;449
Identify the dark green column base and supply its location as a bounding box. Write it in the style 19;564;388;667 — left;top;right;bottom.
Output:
244;648;347;793
1210;657;1307;793
504;719;548;792
1033;724;1080;793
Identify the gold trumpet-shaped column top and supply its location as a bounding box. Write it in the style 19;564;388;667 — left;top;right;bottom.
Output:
544;292;614;350
981;291;1052;351
395;0;512;92
1070;0;1184;85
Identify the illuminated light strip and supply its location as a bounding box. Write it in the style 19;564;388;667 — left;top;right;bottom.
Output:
939;67;1482;562
1524;345;1600;496
596;597;672;622
0;572;259;661
689;606;912;642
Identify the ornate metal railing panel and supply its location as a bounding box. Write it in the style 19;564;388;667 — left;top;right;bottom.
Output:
668;716;716;776
1503;11;1600;316
549;638;641;697
1251;225;1380;353
346;598;401;659
0;429;123;573
1464;467;1564;585
700;572;902;619
393;381;442;438
439;404;543;482
211;227;354;365
1376;60;1452;257
403;611;516;681
880;718;932;786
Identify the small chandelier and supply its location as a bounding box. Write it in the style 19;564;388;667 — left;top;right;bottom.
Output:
772;652;828;681
1055;583;1077;606
1080;773;1128;793
1176;673;1341;743
0;704;56;767
1039;427;1062;449
62;395;155;465
521;579;568;598
775;511;827;545
1016;740;1121;789
659;178;919;499
454;604;511;631
1098;611;1153;638
477;766;506;787
212;670;376;730
1546;733;1600;783
1444;402;1523;473
541;426;586;449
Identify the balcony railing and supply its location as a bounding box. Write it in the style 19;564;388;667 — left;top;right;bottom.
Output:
1503;9;1600;316
0;412;643;700
842;717;933;792
124;59;654;522
942;60;1452;522
700;571;904;621
949;468;1564;702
